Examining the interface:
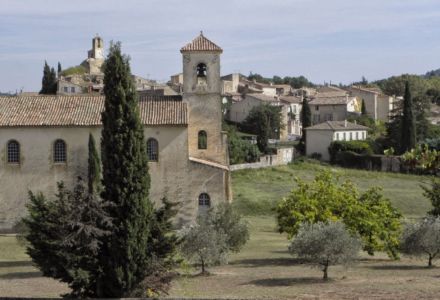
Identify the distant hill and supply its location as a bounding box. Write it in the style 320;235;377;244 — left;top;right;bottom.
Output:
425;68;440;78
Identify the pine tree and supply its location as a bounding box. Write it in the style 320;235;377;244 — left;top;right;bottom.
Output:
88;133;101;195
361;99;367;115
401;81;416;153
98;42;154;297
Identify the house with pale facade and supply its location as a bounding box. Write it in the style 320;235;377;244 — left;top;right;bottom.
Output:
0;33;231;232
346;85;397;122
309;94;360;124
305;121;369;161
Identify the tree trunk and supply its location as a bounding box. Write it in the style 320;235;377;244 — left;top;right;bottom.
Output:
428;255;433;268
323;264;328;280
201;258;206;274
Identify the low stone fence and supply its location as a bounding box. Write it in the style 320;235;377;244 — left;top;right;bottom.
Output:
230;147;295;171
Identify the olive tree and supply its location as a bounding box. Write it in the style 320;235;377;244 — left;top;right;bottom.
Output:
180;204;249;274
179;221;227;275
400;217;440;267
289;221;361;280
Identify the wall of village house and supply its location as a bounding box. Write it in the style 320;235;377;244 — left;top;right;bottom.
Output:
311;104;348;124
377;95;393;122
349;89;378;120
305;130;334;161
0;125;228;231
228;96;262;123
306;129;367;161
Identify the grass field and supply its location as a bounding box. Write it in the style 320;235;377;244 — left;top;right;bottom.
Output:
0;162;438;298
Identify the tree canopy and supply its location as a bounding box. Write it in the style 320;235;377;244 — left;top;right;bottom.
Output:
276;171;402;258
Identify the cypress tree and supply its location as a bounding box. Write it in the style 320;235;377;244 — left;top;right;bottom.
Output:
401;81;416;153
299;95;311;154
98;42;153;297
88;133;101;195
39;61;51;94
361;99;367;115
57;62;62;76
49;67;57;94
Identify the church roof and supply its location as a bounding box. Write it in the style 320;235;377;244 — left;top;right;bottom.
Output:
0;95;187;127
180;32;223;53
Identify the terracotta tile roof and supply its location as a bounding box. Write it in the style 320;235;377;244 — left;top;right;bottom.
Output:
246;93;278;103
309;96;352;105
0;95;187;127
305;121;369;131
180;32;223;53
280;96;301;103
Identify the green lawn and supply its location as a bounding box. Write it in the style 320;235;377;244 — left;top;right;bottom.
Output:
232;161;433;219
0;162;437;298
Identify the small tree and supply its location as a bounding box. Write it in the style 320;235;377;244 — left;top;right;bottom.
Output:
400;217;440;267
23;178;112;297
401;81;416;153
242;104;283;153
277;171;402;258
289;221;361;280
298;95;311;154
207;203;250;253
180;219;227;275
422;179;440;216
361;99;367;115
88;133;101;195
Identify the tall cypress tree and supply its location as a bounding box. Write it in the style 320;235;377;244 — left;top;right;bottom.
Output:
299;95;311;154
361;99;367;115
57;62;62;76
401;81;416;153
88;133;101;195
39;61;51;94
98;42;153;297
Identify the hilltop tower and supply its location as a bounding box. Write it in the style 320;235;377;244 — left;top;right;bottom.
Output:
181;32;228;165
87;35;104;75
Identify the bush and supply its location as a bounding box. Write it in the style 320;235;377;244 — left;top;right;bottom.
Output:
60;65;87;77
329;140;373;162
225;125;261;164
289;221;361;280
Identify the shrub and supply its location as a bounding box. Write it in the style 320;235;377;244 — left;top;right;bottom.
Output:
289;221;361;280
328;140;373;162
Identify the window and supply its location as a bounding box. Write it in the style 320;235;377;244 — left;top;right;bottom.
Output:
198;193;211;207
349;132;353;140
198;130;207;149
356;132;359;140
71;87;75;93
147;138;159;161
64;87;68;93
7;140;20;163
196;63;207;78
53;139;67;163
315;105;319;111
343;132;346;140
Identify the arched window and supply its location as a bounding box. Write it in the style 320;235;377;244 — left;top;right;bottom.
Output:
147;138;159;161
7;140;20;163
198;130;207;149
196;63;207;78
198;193;211;208
53;139;67;163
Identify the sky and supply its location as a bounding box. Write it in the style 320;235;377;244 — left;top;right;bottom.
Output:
0;0;440;92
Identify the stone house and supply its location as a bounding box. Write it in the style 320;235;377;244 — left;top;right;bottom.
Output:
305;120;369;161
309;94;360;124
0;33;231;232
346;85;397;122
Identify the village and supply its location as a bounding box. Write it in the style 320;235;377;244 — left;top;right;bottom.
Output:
2;1;440;299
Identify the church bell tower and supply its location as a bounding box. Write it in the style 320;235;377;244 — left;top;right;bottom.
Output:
181;32;228;165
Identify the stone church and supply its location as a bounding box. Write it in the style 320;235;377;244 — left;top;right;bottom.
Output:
0;33;231;232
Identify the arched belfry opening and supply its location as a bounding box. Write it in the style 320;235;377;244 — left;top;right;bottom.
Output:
196;63;207;85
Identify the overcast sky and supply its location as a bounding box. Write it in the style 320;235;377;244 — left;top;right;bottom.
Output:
1;0;439;92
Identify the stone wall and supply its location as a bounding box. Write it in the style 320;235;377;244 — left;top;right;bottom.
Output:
230;147;295;171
